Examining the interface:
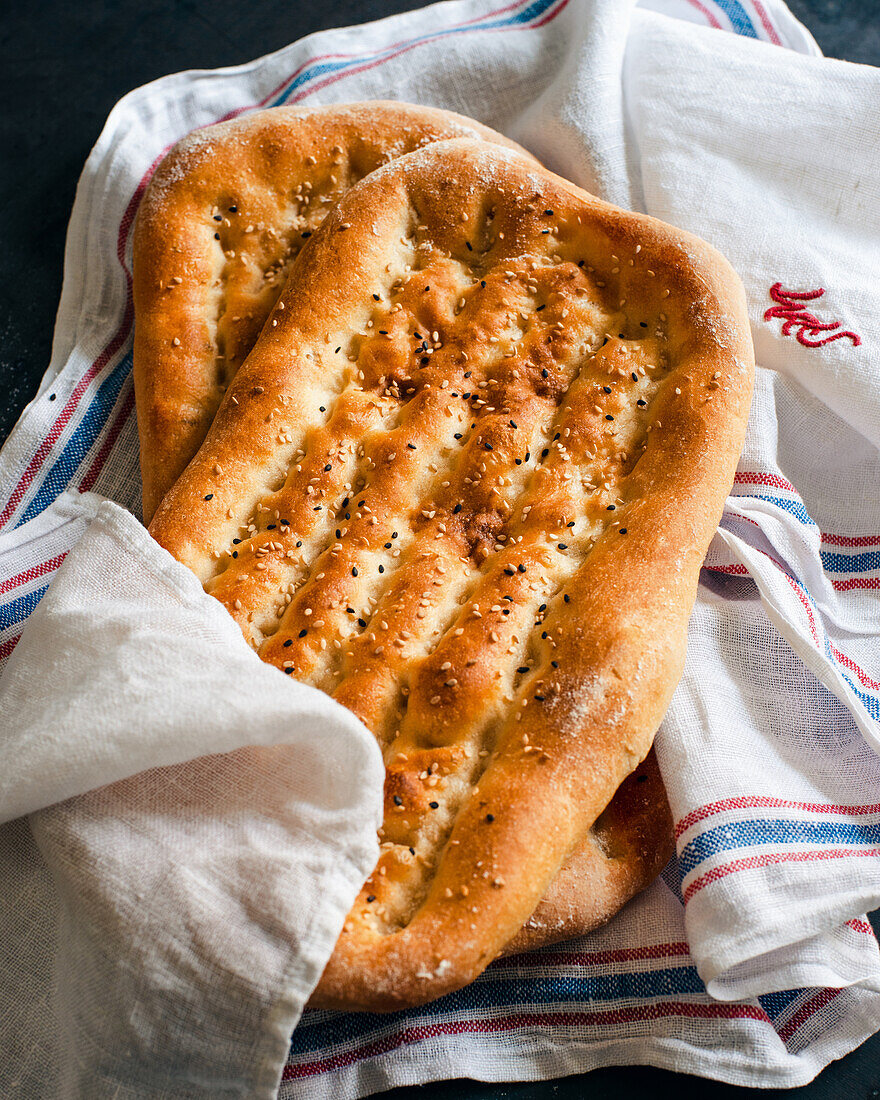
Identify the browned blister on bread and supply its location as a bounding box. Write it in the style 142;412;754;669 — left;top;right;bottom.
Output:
148;137;753;1010
133;102;536;522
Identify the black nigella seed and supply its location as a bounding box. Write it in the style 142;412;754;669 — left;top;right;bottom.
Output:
232;551;238;558
539;604;546;612
640;321;648;328
319;406;325;412
359;500;366;506
466;241;473;251
541;448;549;459
421;357;430;366
335;347;341;353
324;464;331;471
284;668;294;675
484;442;493;451
429;801;439;809
554;432;560;441
567;521;575;528
504;568;515;576
214;232;220;240
536;304;546;312
424;286;430;292
296;541;302;547
336;529;342;539
366;895;375;903
578;259;585;267
228;205;237;213
541;229;550;234
378;565;385;573
620;528;628;534
541;368;549;378
518;666;529;674
525;453;531;461
564;594;570;603
637;774;648;783
408;443;416;450
298;629;307;638
486;813;495;822
204;494;213;500
515;458;522;465
314;505;321;511
551;660;559;668
481;280;486;288
535;694;545;701
544;209;554;216
352;567;358;577
510;420;517;429
384;542;392;549
502;608;510;615
607;504;616;511
49;393;56;401
283;639;293;648
605;414;614;421
454;433;463;440
453;504;462;514
357;619;366;628
392;531;398;538
267;523;276;529
602;336;609;345
541;631;548;639
638;399;647;407
213;214;222;222
372;293;380;301
619;333;625;339
393;795;403;806
558;543;568;550
603;386;612;393
232;538;241;544
409;847;415;855
301;231;311;238
632;372;638;381
518;564;526;573
464;371;472;378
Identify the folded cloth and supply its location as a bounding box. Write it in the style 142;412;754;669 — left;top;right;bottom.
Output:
0;498;384;1099
2;0;880;1096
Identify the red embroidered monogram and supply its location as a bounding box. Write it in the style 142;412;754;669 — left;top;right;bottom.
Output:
764;283;861;348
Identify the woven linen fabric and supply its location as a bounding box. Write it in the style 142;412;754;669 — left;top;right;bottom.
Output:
2;0;880;1095
0;498;385;1099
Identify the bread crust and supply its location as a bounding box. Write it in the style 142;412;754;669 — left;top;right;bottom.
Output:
133;102;535;522
148;138;754;1010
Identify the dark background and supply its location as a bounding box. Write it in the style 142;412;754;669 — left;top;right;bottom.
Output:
2;1;879;1096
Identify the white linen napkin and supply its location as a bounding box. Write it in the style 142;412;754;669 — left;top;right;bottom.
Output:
2;0;880;1095
0;496;384;1100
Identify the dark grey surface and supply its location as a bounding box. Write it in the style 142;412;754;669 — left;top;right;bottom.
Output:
1;1;878;1096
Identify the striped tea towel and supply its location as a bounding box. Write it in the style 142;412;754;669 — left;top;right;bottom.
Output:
2;0;880;1096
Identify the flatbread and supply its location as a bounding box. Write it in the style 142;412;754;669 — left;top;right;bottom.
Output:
148;137;753;1010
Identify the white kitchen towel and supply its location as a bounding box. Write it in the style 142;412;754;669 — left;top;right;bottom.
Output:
2;0;880;1095
0;498;385;1099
